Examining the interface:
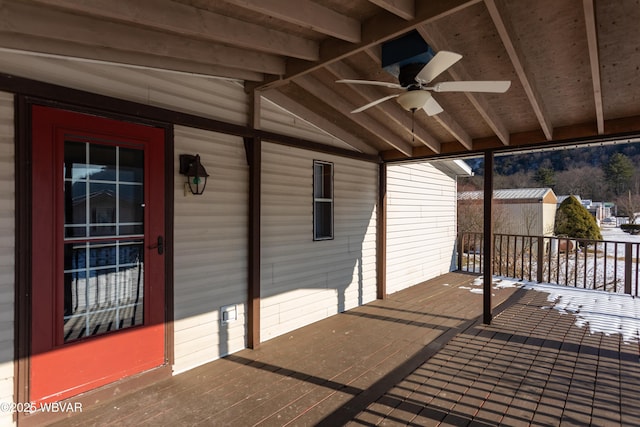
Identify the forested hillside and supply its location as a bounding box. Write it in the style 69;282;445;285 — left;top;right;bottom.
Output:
459;142;640;218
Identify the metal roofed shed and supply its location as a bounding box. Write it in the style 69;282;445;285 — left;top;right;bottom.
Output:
458;188;558;236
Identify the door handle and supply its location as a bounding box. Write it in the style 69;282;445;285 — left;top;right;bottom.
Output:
148;236;164;255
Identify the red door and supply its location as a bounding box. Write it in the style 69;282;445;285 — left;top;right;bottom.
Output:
30;106;166;403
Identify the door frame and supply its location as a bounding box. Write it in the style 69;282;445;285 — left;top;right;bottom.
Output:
15;96;174;424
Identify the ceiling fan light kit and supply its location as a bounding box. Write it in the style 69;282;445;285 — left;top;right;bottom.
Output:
396;90;432;112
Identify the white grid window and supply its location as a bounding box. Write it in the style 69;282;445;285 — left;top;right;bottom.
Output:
62;141;145;342
313;160;334;240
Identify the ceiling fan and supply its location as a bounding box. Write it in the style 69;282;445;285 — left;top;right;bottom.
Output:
337;51;511;116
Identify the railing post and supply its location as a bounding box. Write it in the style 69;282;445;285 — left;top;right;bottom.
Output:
625;242;632;295
457;233;463;271
482;150;494;325
537;236;544;283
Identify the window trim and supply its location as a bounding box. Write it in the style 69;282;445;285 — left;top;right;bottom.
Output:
313;160;334;241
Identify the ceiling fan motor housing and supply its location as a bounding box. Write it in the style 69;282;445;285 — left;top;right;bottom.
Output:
382;30;434;84
398;63;428;88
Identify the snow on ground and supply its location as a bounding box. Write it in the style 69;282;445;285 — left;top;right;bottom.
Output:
459;274;640;344
601;225;640;243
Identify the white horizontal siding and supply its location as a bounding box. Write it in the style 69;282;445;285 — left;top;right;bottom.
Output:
261;143;377;341
0;49;375;382
0;92;14;427
173;127;248;374
386;162;458;295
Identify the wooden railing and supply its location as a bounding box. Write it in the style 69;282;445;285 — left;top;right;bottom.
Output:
457;232;640;296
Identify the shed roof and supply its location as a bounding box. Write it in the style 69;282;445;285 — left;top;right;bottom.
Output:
459;188;556;202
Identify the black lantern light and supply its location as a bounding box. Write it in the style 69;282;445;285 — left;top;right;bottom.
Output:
179;154;209;195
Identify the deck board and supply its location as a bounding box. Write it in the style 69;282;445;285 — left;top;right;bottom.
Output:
43;271;640;426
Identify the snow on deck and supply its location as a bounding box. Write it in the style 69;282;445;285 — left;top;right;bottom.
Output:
461;274;640;344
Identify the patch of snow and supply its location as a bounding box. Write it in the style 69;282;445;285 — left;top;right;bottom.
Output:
511;277;638;343
459;274;640;343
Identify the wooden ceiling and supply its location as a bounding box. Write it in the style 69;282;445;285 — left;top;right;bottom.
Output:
2;0;639;161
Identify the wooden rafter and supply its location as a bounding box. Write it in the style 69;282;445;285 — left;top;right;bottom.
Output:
294;74;414;156
0;38;264;82
417;25;511;146
432;111;473;150
262;90;380;155
222;0;361;43
0;0;285;75
484;0;554;141
27;0;320;61
256;0;479;91
367;0;415;20
583;0;604;135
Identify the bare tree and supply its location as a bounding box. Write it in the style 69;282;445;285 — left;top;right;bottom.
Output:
615;191;640;224
554;166;606;199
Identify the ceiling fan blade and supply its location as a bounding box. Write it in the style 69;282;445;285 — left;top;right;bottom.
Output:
415;51;463;84
431;80;511;93
351;94;399;113
336;79;403;89
422;97;444;116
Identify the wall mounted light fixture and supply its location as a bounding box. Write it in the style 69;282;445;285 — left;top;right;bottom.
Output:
179;154;209;195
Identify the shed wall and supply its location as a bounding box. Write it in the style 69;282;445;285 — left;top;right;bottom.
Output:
386;163;458;294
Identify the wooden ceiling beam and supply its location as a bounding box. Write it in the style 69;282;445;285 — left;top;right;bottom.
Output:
255;0;480;91
384;114;640;161
0;0;285;75
222;0;361;43
417;25;511;145
325;61;441;153
294;74;414;156
432;111;473;150
262;90;380;155
367;0;415;20
484;0;554;141
583;0;605;135
28;0;319;61
0;37;264;82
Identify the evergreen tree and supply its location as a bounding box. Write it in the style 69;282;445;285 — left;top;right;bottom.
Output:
603;153;634;196
554;196;602;240
534;167;555;187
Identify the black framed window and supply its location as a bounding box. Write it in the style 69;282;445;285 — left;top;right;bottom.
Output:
313;160;333;240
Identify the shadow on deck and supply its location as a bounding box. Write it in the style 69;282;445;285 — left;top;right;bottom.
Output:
49;272;640;426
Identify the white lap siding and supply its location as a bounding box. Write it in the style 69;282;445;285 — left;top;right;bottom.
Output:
172;127;248;374
0;50;379;386
0;92;14;427
386;163;458;295
260;143;378;341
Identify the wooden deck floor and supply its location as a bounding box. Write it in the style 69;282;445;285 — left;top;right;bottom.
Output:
47;272;640;426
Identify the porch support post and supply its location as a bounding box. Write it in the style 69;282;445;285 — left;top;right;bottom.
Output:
247;90;261;348
245;136;261;348
483;150;495;324
377;162;387;299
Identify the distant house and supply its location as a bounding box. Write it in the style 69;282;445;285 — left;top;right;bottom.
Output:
458;188;558;236
557;195;612;223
